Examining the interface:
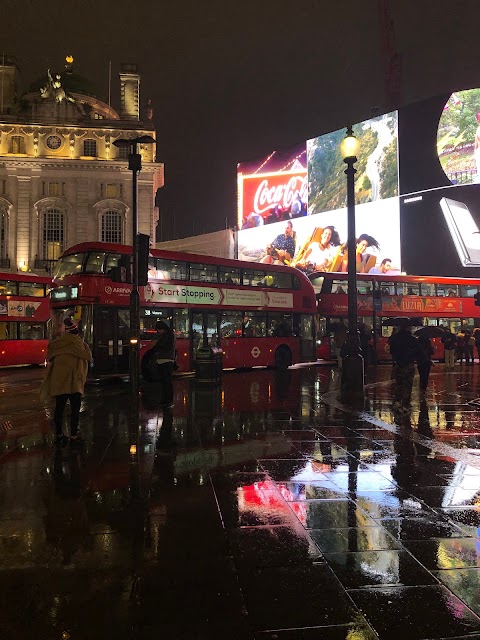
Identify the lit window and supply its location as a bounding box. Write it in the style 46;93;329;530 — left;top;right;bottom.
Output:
106;184;119;198
48;182;60;197
101;210;123;244
83;139;97;157
43;208;64;260
10;136;26;154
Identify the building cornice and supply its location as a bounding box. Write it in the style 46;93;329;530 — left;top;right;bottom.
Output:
0;158;163;173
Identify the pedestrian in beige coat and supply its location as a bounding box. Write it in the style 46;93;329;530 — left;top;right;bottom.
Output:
41;318;92;445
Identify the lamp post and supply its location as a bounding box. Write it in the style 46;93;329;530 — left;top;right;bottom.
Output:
339;127;364;405
113;135;155;412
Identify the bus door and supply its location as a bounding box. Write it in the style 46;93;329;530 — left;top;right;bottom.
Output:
296;313;316;362
191;311;219;357
93;306;130;375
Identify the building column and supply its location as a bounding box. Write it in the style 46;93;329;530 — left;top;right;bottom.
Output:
16;176;32;270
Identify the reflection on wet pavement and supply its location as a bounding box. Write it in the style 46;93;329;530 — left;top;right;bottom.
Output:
2;364;480;637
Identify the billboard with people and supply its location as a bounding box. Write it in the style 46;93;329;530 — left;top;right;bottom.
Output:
237;87;480;277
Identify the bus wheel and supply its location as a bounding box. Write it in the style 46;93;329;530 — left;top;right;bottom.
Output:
275;346;292;370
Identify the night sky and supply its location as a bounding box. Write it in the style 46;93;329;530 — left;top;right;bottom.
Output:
4;0;480;242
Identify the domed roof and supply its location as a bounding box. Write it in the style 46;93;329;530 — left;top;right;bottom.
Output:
25;71;106;102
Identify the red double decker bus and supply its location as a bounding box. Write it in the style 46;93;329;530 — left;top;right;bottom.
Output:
0;272;51;367
50;242;317;377
310;271;480;362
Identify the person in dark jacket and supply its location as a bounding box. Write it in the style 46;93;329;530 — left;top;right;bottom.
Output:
416;335;434;394
388;320;421;410
441;330;457;370
152;320;176;406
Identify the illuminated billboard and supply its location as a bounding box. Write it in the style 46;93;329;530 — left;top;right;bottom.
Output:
237;112;400;274
237;88;480;277
237;144;307;228
400;88;480;277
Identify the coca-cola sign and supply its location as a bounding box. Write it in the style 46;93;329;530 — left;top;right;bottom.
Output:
239;171;307;222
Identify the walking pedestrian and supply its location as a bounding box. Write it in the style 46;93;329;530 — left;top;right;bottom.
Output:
474;328;480;364
456;332;466;364
417;334;434;394
388;320;421;411
441;329;457;370
463;330;475;365
41;318;92;446
152;320;176;407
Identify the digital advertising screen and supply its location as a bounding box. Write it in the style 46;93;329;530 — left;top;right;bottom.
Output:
237;112;400;274
237;143;307;229
237;87;480;278
399;88;480;277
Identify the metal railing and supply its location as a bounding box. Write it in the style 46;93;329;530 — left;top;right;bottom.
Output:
33;257;57;275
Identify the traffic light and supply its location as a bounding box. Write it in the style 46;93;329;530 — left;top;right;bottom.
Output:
475;292;480;307
137;233;150;286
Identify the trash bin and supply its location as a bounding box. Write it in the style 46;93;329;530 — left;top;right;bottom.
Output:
194;345;223;382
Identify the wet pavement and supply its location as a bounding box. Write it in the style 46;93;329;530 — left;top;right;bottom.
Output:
2;363;480;638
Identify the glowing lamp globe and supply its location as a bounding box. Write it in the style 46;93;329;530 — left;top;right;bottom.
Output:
340;128;360;160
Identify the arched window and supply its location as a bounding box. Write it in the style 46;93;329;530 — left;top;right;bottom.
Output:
101;210;123;243
10;136;26;154
83;139;97;157
43;208;64;260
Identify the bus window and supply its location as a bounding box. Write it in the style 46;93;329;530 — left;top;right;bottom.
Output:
244;312;267;337
357;282;371;294
420;282;435;296
460;284;479;297
272;272;292;289
220;311;243;338
219;267;240;285
436;284;458;297
189;263;218;283
54;252;85;277
18;323;44;340
332;280;348;294
18;281;47;297
404;283;420;295
156;258;188;280
0;280;18;295
85;252;107;273
243;269;265;287
269;313;293;337
424;318;437;327
0;322;8;339
308;274;325;293
379;282;395;295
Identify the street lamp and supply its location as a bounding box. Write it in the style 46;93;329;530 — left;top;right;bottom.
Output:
113;135;155;407
339;126;364;405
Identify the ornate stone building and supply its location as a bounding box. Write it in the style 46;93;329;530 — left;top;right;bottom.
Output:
0;55;163;273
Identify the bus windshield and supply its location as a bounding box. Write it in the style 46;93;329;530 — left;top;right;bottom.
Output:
54;253;86;278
